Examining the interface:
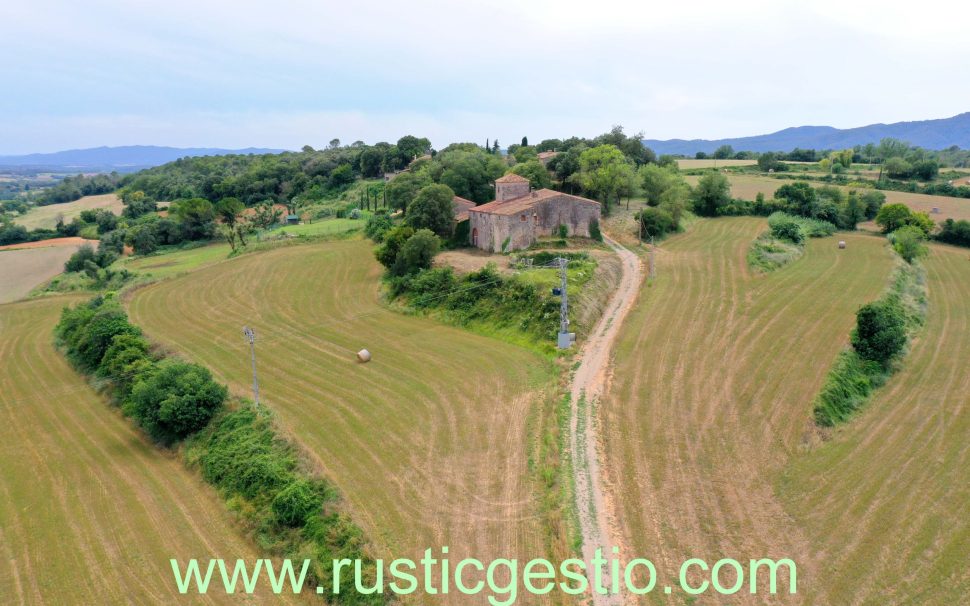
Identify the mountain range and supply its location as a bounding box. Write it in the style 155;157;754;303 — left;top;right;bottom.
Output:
0;145;288;171
642;112;970;156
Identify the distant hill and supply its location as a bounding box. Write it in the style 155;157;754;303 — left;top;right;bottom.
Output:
643;113;970;156
0;145;289;171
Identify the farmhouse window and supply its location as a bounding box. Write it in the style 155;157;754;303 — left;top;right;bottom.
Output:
520;214;526;221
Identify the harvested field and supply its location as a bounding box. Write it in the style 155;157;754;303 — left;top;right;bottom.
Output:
0;297;306;605
677;159;757;169
686;174;970;223
0;239;95;303
15;194;122;230
127;238;563;604
601;218;895;601
780;243;970;603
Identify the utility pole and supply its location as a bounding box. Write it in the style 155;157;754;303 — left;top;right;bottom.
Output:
242;326;260;407
557;257;573;349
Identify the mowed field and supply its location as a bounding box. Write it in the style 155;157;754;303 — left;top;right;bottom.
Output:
677;159;757;169
601;218;895;601
0;297;306;605
0;239;95;303
685;174;970;223
780;243;970;604
127;238;563;603
15;193;123;230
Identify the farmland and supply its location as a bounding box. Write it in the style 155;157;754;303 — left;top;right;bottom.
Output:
0;297;306;605
685;173;970;223
601;218;896;598
14;193;123;230
780;243;970;603
676;159;757;169
0;238;95;303
127;238;566;602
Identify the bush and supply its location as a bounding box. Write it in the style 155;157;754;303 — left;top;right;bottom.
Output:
934;218;970;247
272;480;324;527
556;224;568;239
126;360;227;444
636;207;676;238
392;228;439;276
813;350;887;427
875;203;933;236
768;213;804;244
99;333;155;398
364;211;393;243
65;244;98;273
891;225;928;263
72;305;141;372
588;218;602;241
198;408;296;500
374;225;414;269
405;183;456;237
691;172;731;216
851;297;907;365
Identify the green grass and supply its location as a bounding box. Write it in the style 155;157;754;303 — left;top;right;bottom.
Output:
747;232;803;273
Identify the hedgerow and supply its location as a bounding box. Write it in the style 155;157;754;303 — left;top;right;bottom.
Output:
813;258;926;427
55;297;386;605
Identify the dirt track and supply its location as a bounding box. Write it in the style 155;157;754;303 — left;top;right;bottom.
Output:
568;234;643;605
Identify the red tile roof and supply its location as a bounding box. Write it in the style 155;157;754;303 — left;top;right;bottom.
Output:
452;196;476;222
468;189;599;216
495;173;530;183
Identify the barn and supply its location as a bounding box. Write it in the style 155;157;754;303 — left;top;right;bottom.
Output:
467;174;600;252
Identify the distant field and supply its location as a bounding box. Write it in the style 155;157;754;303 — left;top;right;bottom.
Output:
781;243;970;603
0;297;305;605
677;158;757;169
602;219;895;597
128;238;564;603
15;193;122;230
686;174;970;223
0;239;94;303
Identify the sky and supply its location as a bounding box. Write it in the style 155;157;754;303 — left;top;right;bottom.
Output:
1;0;968;154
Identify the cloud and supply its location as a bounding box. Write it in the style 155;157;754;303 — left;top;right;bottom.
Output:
1;0;968;153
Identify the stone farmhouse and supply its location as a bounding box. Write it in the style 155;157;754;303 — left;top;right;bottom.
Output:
467;173;601;252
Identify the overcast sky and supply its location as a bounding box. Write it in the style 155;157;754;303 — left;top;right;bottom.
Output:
1;0;967;154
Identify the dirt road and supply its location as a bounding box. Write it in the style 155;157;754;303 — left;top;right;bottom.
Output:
568;235;643;605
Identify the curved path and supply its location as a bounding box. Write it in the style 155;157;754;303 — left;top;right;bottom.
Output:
568;234;643;605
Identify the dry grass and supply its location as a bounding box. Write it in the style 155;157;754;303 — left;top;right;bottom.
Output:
127;238;566;604
0;240;94;303
779;243;970;604
601;218;896;602
15;194;123;230
0;297;307;605
677;159;758;169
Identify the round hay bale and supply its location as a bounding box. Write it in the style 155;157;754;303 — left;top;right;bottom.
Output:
838;240;846;249
356;349;371;363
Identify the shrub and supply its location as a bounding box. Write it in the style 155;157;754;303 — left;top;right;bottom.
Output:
364;211;393;243
851;297;907;365
374;225;414;269
935;218;970;247
197;408;296;500
875;203;933;235
556;224;568;239
636;207;676;238
691;172;731;216
72;305;141;372
65;244;98;273
768;213;804;244
892;225;928;263
813;351;886;427
588;218;602;241
392;228;439;276
272;480;324;527
126;360;227;444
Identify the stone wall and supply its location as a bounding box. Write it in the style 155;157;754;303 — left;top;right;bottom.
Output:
496;181;531;202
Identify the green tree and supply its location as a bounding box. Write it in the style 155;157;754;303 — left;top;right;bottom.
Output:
851;298;907;365
392;229;439;276
875;203;933;235
375;226;415;269
521;136;528;147
172;197;217;240
691;172;731;216
571;144;637;212
126;360;227;444
406;184;456;237
386;170;432;211
774;181;818;217
713;145;735;159
638;164;683;206
509;160;552;190
883;157;913;179
433;148;506;203
364;211;394;243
